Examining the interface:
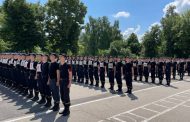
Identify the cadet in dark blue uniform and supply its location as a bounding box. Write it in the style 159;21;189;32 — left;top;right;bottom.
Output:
78;56;84;83
59;54;72;116
133;59;138;81
115;57;123;92
83;56;89;84
105;57;109;77
99;57;106;88
150;59;156;83
93;57;100;87
172;59;177;79
179;59;185;80
138;60;143;81
76;56;79;83
108;57;115;91
143;61;149;82
88;57;94;86
36;54;46;104
48;53;60;111
29;54;39;101
124;58;133;94
27;54;37;99
19;54;27;94
42;54;52;107
165;59;172;86
158;60;164;85
186;59;190;76
122;58;126;79
71;56;77;82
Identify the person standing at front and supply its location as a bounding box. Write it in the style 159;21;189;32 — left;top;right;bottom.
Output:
48;53;60;111
59;54;72;116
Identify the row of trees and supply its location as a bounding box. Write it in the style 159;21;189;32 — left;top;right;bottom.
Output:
0;0;87;53
0;0;189;58
79;16;141;57
143;6;190;58
80;6;190;58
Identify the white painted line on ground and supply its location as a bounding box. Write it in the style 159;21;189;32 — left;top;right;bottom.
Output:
104;89;190;122
142;107;160;113
167;97;183;102
175;94;190;98
160;99;178;105
152;103;169;108
174;95;190;100
2;80;189;122
183;92;190;95
97;120;105;122
181;104;190;108
144;98;190;122
112;117;126;122
128;112;147;120
119;114;137;122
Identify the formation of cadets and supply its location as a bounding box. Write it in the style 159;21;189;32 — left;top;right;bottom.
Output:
0;53;190;115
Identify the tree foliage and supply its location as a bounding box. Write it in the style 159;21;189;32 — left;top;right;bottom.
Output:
1;0;43;52
142;25;162;58
126;33;141;56
81;16;122;56
45;0;87;54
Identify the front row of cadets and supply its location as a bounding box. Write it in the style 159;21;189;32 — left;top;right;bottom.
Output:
0;53;190;112
0;53;72;116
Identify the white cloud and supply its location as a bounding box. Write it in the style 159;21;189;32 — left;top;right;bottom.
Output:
163;0;190;15
148;22;161;31
122;25;141;38
122;25;143;41
113;11;130;18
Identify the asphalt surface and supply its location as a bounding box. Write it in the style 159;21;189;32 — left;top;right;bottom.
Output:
0;75;190;122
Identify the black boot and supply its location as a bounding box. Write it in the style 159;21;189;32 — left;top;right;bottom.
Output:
49;102;60;111
109;84;114;91
27;90;33;99
128;89;132;94
125;89;132;94
59;104;70;116
139;76;142;81
145;78;148;82
37;95;46;104
81;79;84;83
152;79;155;83
134;76;137;81
166;81;170;86
22;88;28;96
101;82;105;88
159;80;162;85
18;87;24;94
31;91;39;101
90;80;93;86
95;81;99;87
44;96;52;108
85;80;89;84
116;85;122;92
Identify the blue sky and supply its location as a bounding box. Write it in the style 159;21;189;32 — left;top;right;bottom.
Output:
1;0;190;39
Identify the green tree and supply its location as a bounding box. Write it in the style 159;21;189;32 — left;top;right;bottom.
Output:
82;16;122;56
161;5;180;57
142;25;162;58
30;2;46;52
1;0;43;52
45;0;87;54
175;10;190;58
109;40;132;57
126;33;141;56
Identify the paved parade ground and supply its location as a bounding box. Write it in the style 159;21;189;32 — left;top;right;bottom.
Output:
0;76;190;122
